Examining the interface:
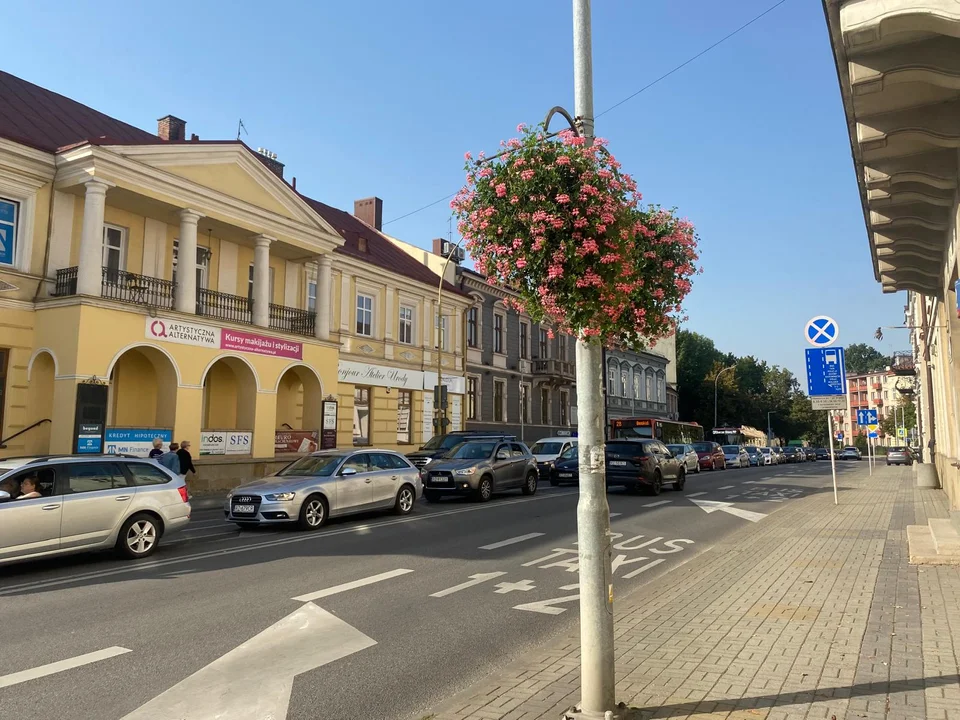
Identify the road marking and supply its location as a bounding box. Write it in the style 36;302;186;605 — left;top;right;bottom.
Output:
622;558;666;579
725;495;740;499
689;498;767;523
479;533;544;550
514;584;580;615
686;492;708;497
0;647;131;689
121;603;374;720
430;572;506;598
717;485;734;490
642;500;671;508
0;491;578;595
609;513;623;518
494;579;536;594
292;568;414;602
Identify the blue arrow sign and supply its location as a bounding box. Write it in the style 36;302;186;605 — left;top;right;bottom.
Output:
805;316;839;347
806;347;846;396
868;430;879;439
856;409;878;426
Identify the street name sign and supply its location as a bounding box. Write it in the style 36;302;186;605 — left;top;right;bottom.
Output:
812;396;846;410
806;347;846;396
805;316;839;347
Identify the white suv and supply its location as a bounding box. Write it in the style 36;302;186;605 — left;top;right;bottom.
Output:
0;455;191;565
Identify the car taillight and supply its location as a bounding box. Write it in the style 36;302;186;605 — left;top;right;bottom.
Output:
178;486;189;503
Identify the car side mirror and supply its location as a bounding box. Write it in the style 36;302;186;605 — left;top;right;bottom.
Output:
0;491;8;501
341;467;358;476
496;451;509;461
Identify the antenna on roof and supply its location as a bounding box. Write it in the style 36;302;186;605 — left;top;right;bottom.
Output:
236;118;248;141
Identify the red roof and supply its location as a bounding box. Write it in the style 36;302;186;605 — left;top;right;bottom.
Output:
299;195;466;296
0;71;159;152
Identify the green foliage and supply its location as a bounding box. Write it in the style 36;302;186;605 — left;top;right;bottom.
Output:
844;343;891;375
880;399;916;439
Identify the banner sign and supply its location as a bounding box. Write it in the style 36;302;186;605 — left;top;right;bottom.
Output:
321;400;338;449
275;430;319;453
200;430;253;456
147;318;302;359
337;360;422;390
422;371;466;396
77;423;103;454
105;428;172;457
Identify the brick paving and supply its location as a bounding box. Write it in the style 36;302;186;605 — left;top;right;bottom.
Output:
425;467;960;720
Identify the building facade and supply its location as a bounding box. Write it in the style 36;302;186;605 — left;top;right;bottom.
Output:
604;348;671;421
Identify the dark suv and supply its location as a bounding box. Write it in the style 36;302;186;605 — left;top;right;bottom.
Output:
405;431;516;470
605;439;685;495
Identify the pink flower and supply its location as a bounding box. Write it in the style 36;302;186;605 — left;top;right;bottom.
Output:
556;155;571;166
556;193;570;204
516;258;527;268
520;169;535;181
495;183;507;198
464;151;473;161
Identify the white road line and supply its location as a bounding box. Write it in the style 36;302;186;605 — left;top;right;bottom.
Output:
479;533;545;550
292;568;414;602
609;513;623;518
0;647;131;689
0;490;577;595
622;558;666;579
642;500;671;508
725;495;740;499
686;492;708;497
430;572;507;598
717;485;734;490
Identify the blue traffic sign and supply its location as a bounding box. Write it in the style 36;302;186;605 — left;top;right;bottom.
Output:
857;409;878;426
868;430;879;439
806;347;846;396
805;316;839;347
836;431;844;440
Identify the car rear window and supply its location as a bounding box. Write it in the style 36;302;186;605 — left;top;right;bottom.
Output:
691;442;713;452
606;442;645;455
127;463;172;486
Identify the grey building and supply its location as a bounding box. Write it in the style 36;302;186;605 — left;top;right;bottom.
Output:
604;348;672;421
458;268;576;444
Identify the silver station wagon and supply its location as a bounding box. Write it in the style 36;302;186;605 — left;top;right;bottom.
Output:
224;449;422;530
0;455;191;566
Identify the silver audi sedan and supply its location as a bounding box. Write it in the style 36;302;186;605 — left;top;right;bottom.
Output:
224;449;422;530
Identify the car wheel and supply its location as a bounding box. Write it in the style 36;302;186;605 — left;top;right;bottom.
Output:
475;476;493;502
116;513;161;560
694;462;701;474
648;471;663;496
522;472;538;496
424;490;443;503
297;494;328;531
394;484;416;515
673;469;685;492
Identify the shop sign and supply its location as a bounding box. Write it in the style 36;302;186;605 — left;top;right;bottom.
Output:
146;318;302;359
275;430;319;453
449;396;462;432
321;400;338;449
200;431;253;456
422;395;434;443
338;360;423;390
423;371;466;396
77;423;103;454
105;428;172;457
221;329;302;359
145;318;219;348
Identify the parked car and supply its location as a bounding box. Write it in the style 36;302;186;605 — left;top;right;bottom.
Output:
886;446;914;466
421;440;537;502
722;445;750;468
405;431;516;470
780;447;802;463
549;445;581;486
771;447;786;464
814;447;831;461
529;436;578;482
606;440;685;494
0;455;191;565
802;447;817;462
757;447;775;465
692;441;726;471
840;446;862;461
667;443;701;474
226;449;422;529
744;447;764;467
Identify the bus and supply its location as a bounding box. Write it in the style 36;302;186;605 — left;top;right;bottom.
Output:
610;418;704;444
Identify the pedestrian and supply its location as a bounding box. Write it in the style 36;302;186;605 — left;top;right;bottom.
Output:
158;442;181;475
176;440;197;480
148;437;164;459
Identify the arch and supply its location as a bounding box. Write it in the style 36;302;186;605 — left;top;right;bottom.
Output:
201;355;258;432
107;345;180;429
106;342;183;387
275;362;325;432
199;353;261;392
27;347;59;381
23;350;55;454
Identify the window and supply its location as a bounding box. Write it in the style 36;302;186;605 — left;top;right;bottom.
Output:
0;349;6;440
633;372;641;400
540;387;550;424
370;453;407;471
356;294;374;336
399;306;414;345
173;242;209;290
559;336;567;362
607;365;617;396
0;198;19;267
102;224;127;279
353;387;371;445
128;463;172;486
341;454;369;473
435;313;449;351
520;383;530;424
66;463;128;493
494;313;505;354
620;368;629;397
646;372;654;402
307;280;317;312
467;306;479;348
519;321;529;359
247;264;276;304
494;379;506;422
539;328;549;359
397;389;412;444
467;376;479;420
510;443;527;458
559;390;569;426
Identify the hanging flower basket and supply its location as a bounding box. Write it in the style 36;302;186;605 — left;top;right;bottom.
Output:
452;124;699;346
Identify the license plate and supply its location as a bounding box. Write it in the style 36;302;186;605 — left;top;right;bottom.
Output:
430;477;449;484
232;504;255;514
608;461;627;467
558;473;573;478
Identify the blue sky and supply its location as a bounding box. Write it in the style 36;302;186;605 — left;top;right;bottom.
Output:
4;0;907;380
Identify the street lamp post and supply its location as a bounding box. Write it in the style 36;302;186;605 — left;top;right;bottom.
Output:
434;238;465;436
714;365;735;431
767;411;775;445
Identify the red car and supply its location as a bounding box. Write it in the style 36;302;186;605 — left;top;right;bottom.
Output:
692;441;726;470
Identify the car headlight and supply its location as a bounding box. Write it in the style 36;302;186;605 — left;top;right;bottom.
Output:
265;492;296;501
422;458;432;466
454;467;477;476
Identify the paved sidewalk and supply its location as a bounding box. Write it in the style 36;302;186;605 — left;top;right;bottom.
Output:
425;466;960;720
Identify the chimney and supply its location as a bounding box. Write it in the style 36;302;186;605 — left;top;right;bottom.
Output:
157;115;186;142
255;147;285;179
354;197;383;231
433;237;464;264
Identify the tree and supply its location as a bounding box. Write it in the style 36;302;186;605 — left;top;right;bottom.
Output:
881;398;917;440
844;343;890;374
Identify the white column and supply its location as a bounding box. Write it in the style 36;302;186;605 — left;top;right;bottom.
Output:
175;209;202;314
315;254;332;341
77;179;110;296
252;235;273;328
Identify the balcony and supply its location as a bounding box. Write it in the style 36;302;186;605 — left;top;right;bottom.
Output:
891;352;916;376
607;395;669;416
532;358;575;383
53;266;317;339
873;382;882;390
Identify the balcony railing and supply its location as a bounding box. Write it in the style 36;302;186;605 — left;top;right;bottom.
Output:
270;303;315;338
891;352;916;375
606;396;669;415
196;288;253;325
101;268;175;309
533;358;575;379
53;266;77;296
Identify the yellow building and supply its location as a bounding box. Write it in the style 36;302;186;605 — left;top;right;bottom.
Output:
0;71;466;488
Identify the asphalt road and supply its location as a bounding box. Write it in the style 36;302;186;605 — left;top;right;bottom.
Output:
0;458;865;720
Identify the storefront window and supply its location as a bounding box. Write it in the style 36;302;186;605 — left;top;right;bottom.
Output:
397;390;412;444
353;387;370;446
